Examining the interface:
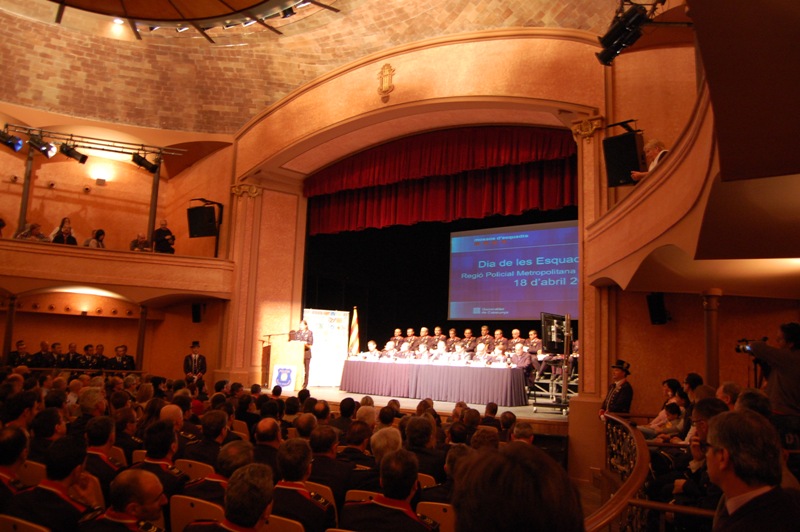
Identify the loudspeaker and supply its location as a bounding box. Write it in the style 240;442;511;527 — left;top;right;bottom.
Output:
191;303;202;323
187;206;217;237
646;292;669;325
603;131;645;187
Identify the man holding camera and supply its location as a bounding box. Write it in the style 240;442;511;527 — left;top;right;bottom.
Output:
747;323;800;449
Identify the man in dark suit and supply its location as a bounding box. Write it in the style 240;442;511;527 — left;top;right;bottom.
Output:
253;418;281;483
599;359;634;417
406;416;446;483
340;449;439;532
309;425;353;512
105;345;135;371
273;438;336;532
183;340;207;379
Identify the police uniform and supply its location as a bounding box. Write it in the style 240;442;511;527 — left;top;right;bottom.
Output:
272;481;336;532
477;333;494;352
0;469;26;512
444;336;461;352
80;509;165;532
179;437;219;466
340;494;439;532
115;432;144;466
9;479;103;532
389;334;405;347
106;355;136;371
404;335;420;351
462;336;478;354
85;450;123;502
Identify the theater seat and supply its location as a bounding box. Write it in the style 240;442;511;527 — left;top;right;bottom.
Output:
344;490;380;502
267;515;304;532
416;502;454;532
17;461;46;487
175;459;215;481
0;515;50;532
170;495;224;532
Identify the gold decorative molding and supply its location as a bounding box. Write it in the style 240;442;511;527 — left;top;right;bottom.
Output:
572;116;604;143
377;63;395;101
230;184;264;197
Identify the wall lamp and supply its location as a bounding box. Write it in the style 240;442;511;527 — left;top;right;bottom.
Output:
0;130;23;152
60;143;88;164
132;152;160;173
28;136;58;158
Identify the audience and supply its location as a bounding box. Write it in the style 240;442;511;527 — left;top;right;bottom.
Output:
81;470;167;532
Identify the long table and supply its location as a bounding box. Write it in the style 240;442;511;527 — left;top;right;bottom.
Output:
339;359;528;406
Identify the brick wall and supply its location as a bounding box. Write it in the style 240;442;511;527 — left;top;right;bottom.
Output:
0;0;616;134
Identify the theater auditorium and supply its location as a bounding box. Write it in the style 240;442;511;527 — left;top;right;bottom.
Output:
1;0;798;503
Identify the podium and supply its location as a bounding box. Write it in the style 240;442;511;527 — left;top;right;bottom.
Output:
269;340;306;392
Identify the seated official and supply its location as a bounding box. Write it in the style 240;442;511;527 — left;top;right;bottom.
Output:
340;448;439;532
80;469;167;532
84;416;123;503
184;439;254;507
309;425;353;512
0;426;28;512
273;438;336;532
182;409;228;466
419;443;475;504
9;437;104;532
185;463;275;532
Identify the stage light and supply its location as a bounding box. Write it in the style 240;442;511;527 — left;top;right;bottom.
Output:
0;131;23;152
132;152;159;173
28;136;57;158
282;8;295;18
596;4;648;66
60;144;88;164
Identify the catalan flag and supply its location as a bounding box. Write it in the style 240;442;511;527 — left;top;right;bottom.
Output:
349;307;360;355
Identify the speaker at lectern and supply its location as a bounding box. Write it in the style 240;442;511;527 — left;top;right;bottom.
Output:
269;335;306;392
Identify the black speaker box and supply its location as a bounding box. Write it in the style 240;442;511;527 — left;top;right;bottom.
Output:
603;131;646;187
187;206;217;237
191;303;202;323
646;292;669;325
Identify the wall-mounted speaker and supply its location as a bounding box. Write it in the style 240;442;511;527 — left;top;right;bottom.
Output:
646;292;670;325
191;303;202;323
187;206;217;237
603;131;646;187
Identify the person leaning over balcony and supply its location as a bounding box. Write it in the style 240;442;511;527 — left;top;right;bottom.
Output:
631;139;669;182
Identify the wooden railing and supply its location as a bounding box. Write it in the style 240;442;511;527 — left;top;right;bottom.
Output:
584;413;715;531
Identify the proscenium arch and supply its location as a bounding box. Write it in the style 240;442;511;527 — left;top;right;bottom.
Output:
234;28;606;185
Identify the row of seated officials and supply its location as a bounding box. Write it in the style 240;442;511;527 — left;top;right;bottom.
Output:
0;368;584;532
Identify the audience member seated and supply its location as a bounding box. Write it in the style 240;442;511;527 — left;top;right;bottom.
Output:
331;396;356;436
309;425;353;512
452;442;584;532
80;469;167;532
184;439;254;507
182;409;228;466
9;437;104;532
510;421;535;444
405;415;446;484
273;438;336;532
28;406;66;462
707;410;800;530
479;402;502;430
471;427;500;451
253;417;282;483
129;233;151;252
338;420;377;469
113;407;143;466
498;411;516;442
0;426;28;511
419;443;475;504
340;448;440;532
185;463;275;532
84;415;123;503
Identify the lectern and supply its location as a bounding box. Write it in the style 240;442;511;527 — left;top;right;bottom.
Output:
269;340;306;392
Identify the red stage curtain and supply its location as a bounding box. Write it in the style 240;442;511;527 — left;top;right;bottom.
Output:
303;126;577;197
308;157;577;235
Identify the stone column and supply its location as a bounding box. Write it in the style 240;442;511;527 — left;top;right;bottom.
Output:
218;182;307;386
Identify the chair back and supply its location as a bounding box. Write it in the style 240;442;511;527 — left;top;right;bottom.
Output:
286;427;299;439
174;459;215;481
18;461;46;487
170;495;224;532
266;515;304;532
132;449;147;464
344;490;380;502
417;473;437;488
232;430;251;442
109;446;128;467
416;502;453;532
232;419;249;434
0;515;50;532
